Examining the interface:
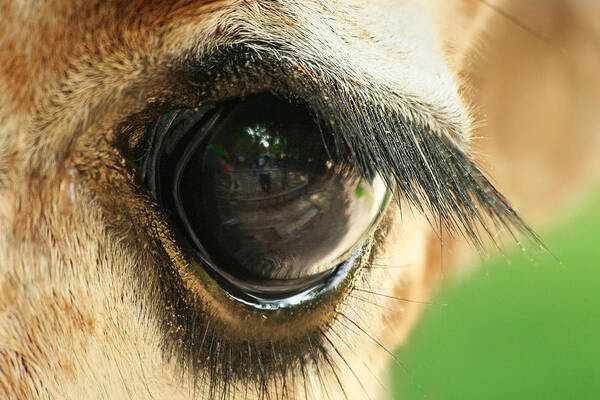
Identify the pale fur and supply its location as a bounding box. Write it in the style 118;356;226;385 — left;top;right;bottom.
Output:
0;0;598;399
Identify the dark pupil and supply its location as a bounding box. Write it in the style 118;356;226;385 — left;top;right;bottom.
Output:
145;94;385;297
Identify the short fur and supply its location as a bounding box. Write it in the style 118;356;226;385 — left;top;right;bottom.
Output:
1;0;598;399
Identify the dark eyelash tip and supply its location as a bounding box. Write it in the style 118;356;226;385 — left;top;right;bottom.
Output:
302;81;547;256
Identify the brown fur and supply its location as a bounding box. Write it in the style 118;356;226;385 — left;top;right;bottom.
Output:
0;0;597;398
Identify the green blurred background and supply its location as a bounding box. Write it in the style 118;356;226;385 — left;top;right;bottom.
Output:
390;192;600;399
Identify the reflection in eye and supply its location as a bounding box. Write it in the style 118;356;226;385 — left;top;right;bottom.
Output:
142;94;388;305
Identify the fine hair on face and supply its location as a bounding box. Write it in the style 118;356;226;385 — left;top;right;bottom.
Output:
0;1;597;399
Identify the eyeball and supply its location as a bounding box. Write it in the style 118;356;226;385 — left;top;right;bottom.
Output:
143;94;388;306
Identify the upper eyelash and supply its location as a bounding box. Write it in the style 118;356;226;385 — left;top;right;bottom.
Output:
284;75;539;250
311;90;539;250
186;45;539;251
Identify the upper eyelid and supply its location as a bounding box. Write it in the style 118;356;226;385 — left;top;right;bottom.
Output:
184;43;468;145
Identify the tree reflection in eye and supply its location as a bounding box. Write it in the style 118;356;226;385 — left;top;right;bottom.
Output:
144;94;388;303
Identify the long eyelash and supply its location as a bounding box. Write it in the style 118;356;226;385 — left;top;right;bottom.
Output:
304;81;541;251
193;45;541;249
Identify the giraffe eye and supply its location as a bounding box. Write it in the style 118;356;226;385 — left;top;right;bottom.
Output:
142;94;388;307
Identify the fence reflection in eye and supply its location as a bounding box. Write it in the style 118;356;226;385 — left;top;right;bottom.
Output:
146;94;387;301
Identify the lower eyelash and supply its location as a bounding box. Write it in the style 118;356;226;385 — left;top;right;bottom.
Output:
157;211;397;400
